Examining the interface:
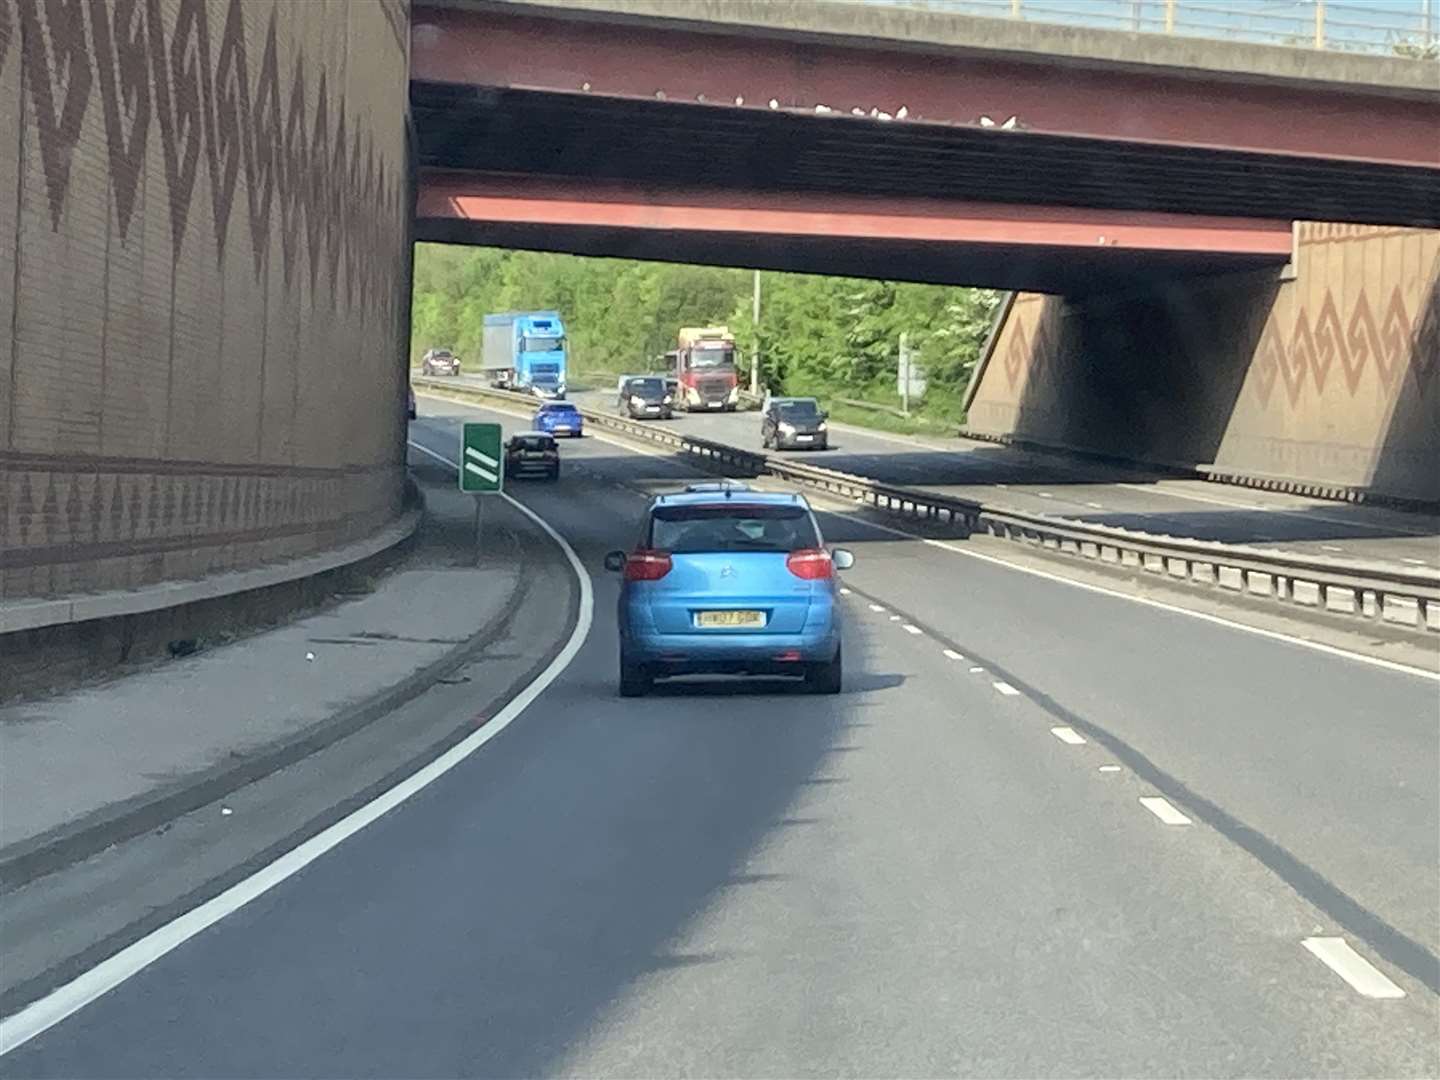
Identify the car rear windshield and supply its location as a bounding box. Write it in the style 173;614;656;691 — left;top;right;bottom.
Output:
513;436;554;451
648;504;819;553
541;403;578;414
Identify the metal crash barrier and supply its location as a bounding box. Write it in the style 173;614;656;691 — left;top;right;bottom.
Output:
415;377;1440;633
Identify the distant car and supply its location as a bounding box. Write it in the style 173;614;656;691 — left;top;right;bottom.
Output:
421;348;460;376
406;384;417;420
604;487;853;697
762;397;828;451
534;401;583;437
617;375;673;419
504;432;560;481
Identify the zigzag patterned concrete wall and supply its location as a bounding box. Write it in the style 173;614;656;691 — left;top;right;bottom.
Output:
967;225;1440;502
0;0;412;601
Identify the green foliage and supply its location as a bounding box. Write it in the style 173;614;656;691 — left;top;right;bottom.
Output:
411;244;999;422
1391;38;1439;60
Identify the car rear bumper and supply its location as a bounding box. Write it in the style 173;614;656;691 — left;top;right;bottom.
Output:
623;626;839;669
778;435;827;450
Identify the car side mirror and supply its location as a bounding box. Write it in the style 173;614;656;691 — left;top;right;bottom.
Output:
831;548;854;570
821;411;830;420
603;551;627;573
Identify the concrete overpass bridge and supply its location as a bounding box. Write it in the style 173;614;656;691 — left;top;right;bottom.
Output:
411;0;1439;292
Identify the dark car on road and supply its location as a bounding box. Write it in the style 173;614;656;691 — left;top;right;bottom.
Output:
505;432;560;481
617;375;674;420
421;348;461;376
604;485;852;697
761;397;829;451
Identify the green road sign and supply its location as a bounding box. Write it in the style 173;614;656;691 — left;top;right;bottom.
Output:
460;423;504;493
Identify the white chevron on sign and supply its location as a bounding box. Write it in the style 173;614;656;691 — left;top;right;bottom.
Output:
465;462;498;484
465;446;498;469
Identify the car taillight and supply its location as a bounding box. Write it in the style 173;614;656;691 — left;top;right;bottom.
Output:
786;549;833;580
624;550;673;581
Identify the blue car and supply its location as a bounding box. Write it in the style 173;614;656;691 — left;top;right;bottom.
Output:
534;401;583;437
604;484;853;697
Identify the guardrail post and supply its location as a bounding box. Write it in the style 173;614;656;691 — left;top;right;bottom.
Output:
1314;0;1326;48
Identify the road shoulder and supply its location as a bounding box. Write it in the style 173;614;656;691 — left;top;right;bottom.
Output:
0;460;582;1014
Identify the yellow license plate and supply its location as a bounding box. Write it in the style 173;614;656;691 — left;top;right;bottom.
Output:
695;610;765;628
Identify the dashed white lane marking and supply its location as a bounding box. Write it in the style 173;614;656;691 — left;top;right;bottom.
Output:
1098;764;1122;773
1322;545;1344;553
826;512;1440;682
968;666;984;674
839;587;852;595
1037;491;1054;499
890;615;903;622
1139;796;1192;826
868;604;887;613
1402;558;1427;566
1302;937;1406;999
902;624;923;635
1086;501;1104;509
1050;726;1086;745
942;649;964;661
1114;480;1436;538
993;681;1021;697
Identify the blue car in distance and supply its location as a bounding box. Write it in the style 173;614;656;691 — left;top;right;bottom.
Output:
604;484;853;697
534;401;583;438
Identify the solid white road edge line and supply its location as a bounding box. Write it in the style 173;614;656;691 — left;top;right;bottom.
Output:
1301;937;1406;999
0;445;596;1058
424;393;1439;682
1139;796;1192;826
1051;726;1087;745
1115;480;1437;538
993;681;1021;697
827;507;1439;683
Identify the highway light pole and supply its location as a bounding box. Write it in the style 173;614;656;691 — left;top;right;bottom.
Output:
751;269;761;396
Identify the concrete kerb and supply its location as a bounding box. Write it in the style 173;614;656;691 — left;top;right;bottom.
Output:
1;510;424;636
0;511;539;894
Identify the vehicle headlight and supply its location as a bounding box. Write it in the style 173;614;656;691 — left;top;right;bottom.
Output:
778;422;796;435
631;395;645;407
727;386;739;401
663;395;673;404
817;422;827;432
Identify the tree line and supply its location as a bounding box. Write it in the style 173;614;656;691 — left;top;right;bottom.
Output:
411;245;1000;419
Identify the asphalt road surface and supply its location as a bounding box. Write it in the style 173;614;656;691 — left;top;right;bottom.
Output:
8;395;1436;1077
533;377;1438;570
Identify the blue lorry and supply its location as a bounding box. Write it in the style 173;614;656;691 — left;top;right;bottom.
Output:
481;311;568;399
